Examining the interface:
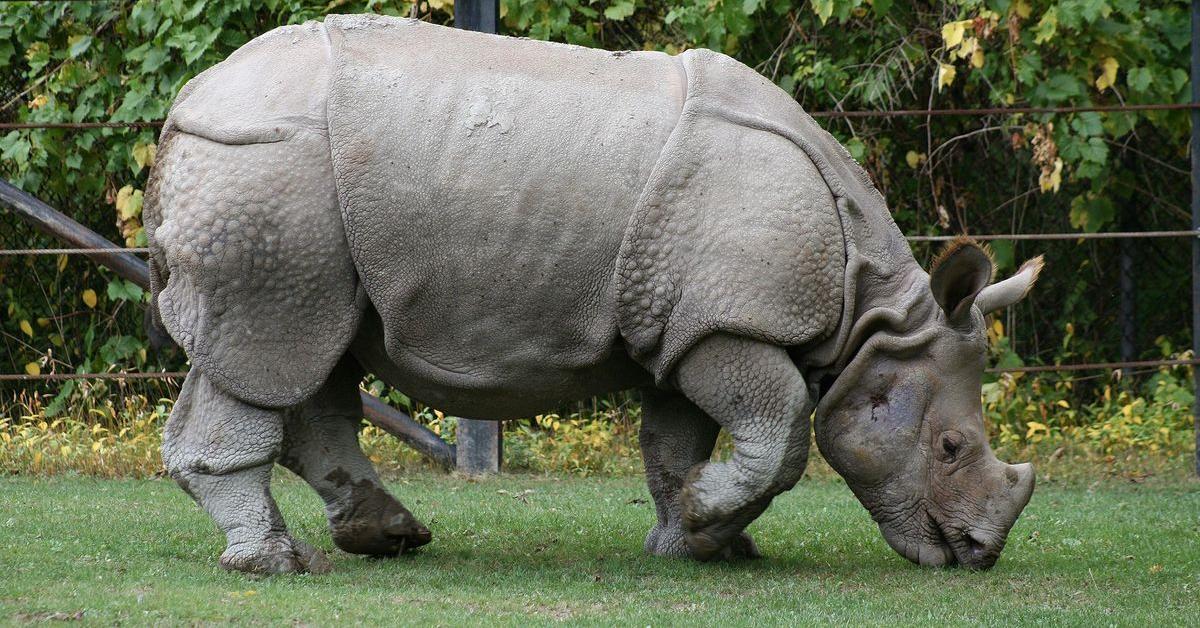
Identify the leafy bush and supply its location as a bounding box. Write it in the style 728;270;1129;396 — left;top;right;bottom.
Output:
1;0;1195;475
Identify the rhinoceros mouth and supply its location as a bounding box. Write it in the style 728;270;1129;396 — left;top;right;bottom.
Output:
933;518;1004;570
884;513;1002;569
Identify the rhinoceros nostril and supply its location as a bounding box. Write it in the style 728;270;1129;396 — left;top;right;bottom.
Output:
1005;466;1020;488
964;531;991;562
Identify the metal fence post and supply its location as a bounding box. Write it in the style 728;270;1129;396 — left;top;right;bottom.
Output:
1191;0;1200;477
452;0;504;475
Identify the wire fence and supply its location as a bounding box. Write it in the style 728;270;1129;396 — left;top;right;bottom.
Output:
3;102;1198;131
3;100;1197;384
2;236;1195;255
4;360;1197;383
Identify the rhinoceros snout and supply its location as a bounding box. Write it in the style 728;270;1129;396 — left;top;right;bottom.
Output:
882;461;1035;569
947;462;1035;570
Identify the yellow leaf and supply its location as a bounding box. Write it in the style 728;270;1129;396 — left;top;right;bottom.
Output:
115;185;144;221
24;362;40;376
57;254;68;272
29;94;48;109
1034;9;1058;45
1095;56;1118;92
905;150;921;169
992;319;1004;336
60;445;72;456
971;48;985;69
1014;0;1032;18
36;317;49;327
1039;158;1063;193
941;20;966;49
131;142;157;172
955;37;978;61
82;289;97;309
1056;400;1070;408
18;319;32;338
1025;421;1048;439
937;63;957;92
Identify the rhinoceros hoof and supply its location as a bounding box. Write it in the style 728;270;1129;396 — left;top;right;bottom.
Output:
331;511;432;557
646;523;760;561
219;537;333;576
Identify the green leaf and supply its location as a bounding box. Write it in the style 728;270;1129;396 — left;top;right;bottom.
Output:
106;279;145;303
67;34;92;58
812;0;833;25
845;137;866;162
1070;112;1104;137
742;0;760;15
140;47;169;73
603;1;635;21
1033;73;1084;102
1126;66;1153;92
1069;194;1115;233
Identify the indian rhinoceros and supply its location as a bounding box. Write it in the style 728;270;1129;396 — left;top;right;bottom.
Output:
144;14;1039;575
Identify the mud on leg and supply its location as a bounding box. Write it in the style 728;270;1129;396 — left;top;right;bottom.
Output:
278;356;431;557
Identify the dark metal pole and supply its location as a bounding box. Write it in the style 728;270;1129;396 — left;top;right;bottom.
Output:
452;0;504;475
1191;0;1200;477
455;0;499;33
1119;214;1136;381
1;180;149;287
1;179;457;469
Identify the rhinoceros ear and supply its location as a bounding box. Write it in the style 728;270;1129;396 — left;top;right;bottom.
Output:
975;255;1045;314
929;238;994;325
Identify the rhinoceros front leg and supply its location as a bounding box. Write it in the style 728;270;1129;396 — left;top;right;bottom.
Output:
640;388;760;559
278;360;431;557
162;370;332;575
671;334;813;560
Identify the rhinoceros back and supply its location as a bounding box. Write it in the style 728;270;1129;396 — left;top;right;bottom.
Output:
145;21;361;407
324;16;682;388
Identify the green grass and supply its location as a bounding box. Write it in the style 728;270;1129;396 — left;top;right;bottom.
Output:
1;473;1197;625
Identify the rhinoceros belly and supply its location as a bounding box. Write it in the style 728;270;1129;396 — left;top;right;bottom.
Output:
325;16;683;399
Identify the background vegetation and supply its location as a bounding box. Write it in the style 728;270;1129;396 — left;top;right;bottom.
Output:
1;0;1195;475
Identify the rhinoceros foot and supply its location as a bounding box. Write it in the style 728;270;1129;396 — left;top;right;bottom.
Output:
328;478;432;557
679;462;777;562
219;536;333;576
645;522;760;560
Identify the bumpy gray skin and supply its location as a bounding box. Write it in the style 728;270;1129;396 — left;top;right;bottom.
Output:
145;15;1038;574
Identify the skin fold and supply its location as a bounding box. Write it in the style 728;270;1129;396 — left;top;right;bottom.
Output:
145;15;1038;574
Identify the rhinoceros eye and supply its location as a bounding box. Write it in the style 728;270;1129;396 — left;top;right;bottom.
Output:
939;432;963;462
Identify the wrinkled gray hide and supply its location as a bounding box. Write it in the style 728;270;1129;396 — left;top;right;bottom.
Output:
145;14;1037;574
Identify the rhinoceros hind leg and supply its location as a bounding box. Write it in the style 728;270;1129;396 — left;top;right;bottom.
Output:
279;356;431;557
671;334;812;561
162;369;331;575
640;388;760;560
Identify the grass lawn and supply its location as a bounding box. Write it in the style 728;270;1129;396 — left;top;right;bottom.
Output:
1;472;1197;625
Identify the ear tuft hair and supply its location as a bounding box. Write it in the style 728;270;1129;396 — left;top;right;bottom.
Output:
1016;254;1044;298
930;237;996;284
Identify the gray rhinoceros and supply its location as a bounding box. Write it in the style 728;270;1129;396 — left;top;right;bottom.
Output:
144;14;1039;575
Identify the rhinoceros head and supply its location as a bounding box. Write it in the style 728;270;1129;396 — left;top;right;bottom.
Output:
814;239;1041;569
